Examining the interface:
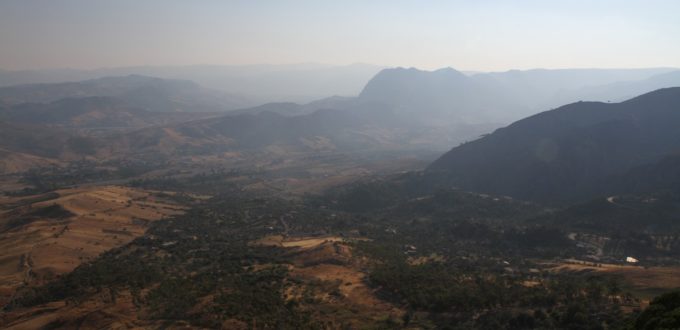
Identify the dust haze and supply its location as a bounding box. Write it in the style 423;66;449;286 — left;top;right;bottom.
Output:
2;1;680;329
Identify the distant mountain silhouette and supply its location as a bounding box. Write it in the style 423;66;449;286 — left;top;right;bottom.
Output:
554;70;680;105
475;68;679;108
358;67;516;124
0;63;385;105
4;67;679;132
4;69;680;178
0;75;248;112
427;87;680;203
356;67;680;125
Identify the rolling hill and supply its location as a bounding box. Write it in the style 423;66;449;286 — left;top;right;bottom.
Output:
0;121;97;159
0;97;218;132
0;63;385;105
0;75;248;112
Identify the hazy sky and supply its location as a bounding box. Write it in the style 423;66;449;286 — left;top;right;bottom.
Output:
1;0;679;71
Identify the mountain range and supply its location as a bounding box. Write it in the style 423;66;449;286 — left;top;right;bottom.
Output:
359;67;680;124
0;75;247;112
0;63;385;105
3;66;680;191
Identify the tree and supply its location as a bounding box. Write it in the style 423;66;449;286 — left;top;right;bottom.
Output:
635;291;680;329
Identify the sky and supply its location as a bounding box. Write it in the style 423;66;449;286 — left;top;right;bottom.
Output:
1;0;680;71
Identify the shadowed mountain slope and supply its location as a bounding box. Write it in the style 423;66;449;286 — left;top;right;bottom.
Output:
427;87;680;203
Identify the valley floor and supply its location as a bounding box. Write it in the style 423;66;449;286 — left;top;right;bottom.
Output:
0;150;679;329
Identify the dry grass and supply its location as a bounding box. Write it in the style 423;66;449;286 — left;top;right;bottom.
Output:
0;148;62;175
253;235;345;248
281;237;345;248
287;244;404;326
1;290;151;329
0;185;185;306
254;234;402;324
550;259;680;299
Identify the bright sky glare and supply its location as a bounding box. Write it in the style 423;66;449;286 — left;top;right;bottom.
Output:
1;0;679;71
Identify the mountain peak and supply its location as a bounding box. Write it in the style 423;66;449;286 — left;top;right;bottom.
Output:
366;66;465;79
358;66;468;100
